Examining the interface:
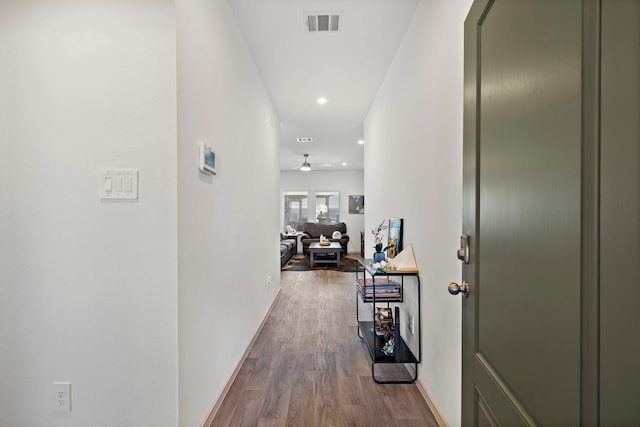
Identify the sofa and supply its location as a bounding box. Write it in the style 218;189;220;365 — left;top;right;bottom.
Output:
280;236;296;267
300;222;349;256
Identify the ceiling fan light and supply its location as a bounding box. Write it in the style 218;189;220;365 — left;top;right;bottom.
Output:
300;153;311;171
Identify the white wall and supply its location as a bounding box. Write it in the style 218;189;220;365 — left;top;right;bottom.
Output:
176;0;281;425
280;170;364;254
0;1;178;426
364;0;473;425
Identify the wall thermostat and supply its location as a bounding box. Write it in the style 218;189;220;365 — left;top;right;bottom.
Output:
199;143;216;175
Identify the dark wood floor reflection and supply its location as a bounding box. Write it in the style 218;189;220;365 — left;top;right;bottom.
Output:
210;269;438;427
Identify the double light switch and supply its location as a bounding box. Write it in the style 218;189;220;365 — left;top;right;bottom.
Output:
100;169;138;200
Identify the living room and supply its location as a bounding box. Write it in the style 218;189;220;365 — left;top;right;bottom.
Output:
280;169;364;262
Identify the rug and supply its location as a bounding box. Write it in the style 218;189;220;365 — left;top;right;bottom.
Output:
281;253;359;272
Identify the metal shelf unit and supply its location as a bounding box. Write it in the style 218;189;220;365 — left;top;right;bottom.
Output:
355;257;421;384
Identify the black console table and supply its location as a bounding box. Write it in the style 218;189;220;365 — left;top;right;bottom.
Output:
355;257;421;384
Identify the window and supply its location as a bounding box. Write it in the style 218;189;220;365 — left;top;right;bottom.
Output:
283;192;308;231
315;192;339;224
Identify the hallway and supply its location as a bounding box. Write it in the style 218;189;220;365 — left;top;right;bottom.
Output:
210;270;437;426
0;1;470;424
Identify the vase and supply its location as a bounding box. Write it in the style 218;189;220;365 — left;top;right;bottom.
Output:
373;252;385;262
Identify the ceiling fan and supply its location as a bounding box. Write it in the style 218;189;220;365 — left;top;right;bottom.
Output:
300;153;311;171
291;153;333;171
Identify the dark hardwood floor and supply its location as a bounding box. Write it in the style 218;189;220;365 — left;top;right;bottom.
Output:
209;269;439;426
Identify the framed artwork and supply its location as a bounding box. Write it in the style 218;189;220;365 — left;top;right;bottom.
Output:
387;218;403;258
199;143;216;175
349;195;364;214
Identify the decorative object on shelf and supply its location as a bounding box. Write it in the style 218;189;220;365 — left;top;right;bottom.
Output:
319;234;330;246
374;307;394;336
355;277;401;300
382;336;395;356
371;260;398;273
371;219;390;262
349;195;364;214
388;244;418;273
387;218;403;259
393;306;400;361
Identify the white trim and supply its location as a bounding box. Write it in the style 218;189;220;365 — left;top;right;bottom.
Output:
416;378;450;427
200;287;282;427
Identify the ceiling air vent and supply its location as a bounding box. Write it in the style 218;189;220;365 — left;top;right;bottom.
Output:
307;14;340;32
296;137;313;143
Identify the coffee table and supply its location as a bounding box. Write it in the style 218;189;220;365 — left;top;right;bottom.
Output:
309;242;342;268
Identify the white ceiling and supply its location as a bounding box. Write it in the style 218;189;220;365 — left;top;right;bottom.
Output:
229;0;420;171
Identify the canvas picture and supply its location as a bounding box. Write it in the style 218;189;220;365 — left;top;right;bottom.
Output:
349;195;364;214
387;218;403;258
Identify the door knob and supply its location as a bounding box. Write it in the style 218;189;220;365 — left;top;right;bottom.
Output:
448;282;470;298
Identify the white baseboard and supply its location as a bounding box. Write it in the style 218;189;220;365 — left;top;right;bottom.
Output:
416;378;450;427
200;287;282;427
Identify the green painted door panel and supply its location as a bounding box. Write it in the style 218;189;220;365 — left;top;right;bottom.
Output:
600;1;640;425
463;0;640;425
463;0;582;425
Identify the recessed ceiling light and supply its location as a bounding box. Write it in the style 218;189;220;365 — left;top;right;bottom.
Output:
317;97;327;105
358;139;364;145
342;162;348;166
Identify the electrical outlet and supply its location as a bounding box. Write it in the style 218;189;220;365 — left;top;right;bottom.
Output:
266;273;272;289
409;315;415;335
53;382;71;413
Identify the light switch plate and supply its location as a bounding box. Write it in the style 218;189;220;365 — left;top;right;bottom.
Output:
99;169;138;200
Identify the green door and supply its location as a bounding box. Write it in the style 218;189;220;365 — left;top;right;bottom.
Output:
462;1;582;425
599;1;640;425
461;1;640;425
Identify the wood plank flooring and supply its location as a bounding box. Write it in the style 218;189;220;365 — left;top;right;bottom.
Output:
209;269;439;427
